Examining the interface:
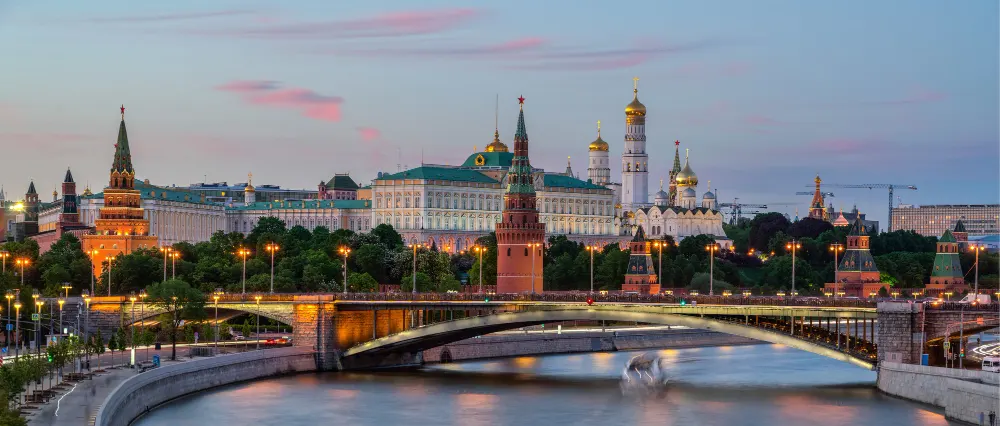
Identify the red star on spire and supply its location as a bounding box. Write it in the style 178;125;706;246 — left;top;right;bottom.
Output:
517;95;525;105
675;140;680;146
120;105;125;116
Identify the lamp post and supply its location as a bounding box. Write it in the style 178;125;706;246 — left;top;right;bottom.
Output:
60;284;72;299
159;247;172;282
129;294;136;365
213;289;222;353
15;258;29;286
0;250;9;273
528;242;542;295
473;246;484;293
57;298;65;340
970;244;985;298
34;299;43;357
786;240;801;296
254;295;262;350
338;247;351;294
265;243;280;294
236;248;251;294
88;249;99;295
80;290;90;368
105;256;116;296
829;243;844;301
408;244;422;294
585;245;597;294
4;291;11;352
139;290;147;361
13;301;20;358
705;243;720;295
170;252;180;279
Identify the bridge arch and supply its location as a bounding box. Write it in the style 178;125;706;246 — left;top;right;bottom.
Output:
343;308;875;370
126;303;296;327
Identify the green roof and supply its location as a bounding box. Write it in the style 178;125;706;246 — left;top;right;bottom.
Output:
931;252;963;278
112;118;134;174
461;151;514;168
377;167;498;184
326;174;359;190
953;220;967;233
228;199;371;211
838;249;879;272
848;215;868;236
85;181;210;204
542;173;608;190
939;229;956;243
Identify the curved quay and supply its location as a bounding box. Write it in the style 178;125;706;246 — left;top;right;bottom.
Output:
95;347;318;426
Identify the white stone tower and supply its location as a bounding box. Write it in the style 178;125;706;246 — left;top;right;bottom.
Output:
244;172;256;206
621;77;649;211
587;120;611;185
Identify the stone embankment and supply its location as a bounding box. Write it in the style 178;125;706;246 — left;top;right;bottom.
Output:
877;361;999;425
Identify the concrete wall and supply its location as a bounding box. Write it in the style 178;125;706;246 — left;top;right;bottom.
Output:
877;361;999;424
95;347;318;426
423;329;761;363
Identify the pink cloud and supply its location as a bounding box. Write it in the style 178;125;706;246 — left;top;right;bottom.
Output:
357;127;381;142
215;80;343;122
328;37;546;57
867;89;948;105
203;8;480;39
90;9;252;23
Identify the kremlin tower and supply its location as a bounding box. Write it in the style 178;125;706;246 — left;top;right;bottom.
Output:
667;141;681;206
495;96;546;294
620;77;649;211
622;226;659;294
808;175;828;221
82;106;158;287
925;228;967;296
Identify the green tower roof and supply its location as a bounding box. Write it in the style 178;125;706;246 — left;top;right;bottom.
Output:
953;220;967;233
112;109;134;174
26;181;36;195
939;229;956;243
63;168;74;183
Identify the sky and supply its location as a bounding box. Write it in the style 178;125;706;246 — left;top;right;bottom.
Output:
0;0;997;228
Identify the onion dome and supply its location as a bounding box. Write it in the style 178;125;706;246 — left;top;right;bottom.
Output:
244;172;255;192
625;77;646;116
654;179;669;206
702;190;716;200
589;120;609;151
683;187;696;198
485;129;508;153
674;149;698;186
82;185;93;196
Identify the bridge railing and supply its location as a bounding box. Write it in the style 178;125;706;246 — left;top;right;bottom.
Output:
329;292;881;308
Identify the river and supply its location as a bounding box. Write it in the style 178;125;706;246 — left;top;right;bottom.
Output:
135;344;957;426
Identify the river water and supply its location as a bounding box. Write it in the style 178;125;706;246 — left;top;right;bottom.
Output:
136;344;956;426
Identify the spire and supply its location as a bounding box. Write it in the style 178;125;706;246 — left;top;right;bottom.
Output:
659;179;664;190
565;156;573;176
112;105;135;174
506;95;535;195
671;140;682;173
27;181;36;195
0;185;5;202
515;95;527;140
64;167;74;183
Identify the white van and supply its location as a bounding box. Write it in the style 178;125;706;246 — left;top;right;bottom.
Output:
959;294;992;304
982;356;1000;373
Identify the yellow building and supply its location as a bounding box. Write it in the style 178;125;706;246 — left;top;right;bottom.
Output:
82;107;158;283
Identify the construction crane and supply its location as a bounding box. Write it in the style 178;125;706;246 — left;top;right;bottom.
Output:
809;183;917;231
795;191;835;198
719;198;796;225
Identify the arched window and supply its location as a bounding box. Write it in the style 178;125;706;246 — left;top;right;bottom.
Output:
524;247;529;256
507;248;511;256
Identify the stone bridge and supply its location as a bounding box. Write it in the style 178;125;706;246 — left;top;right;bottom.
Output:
74;294;997;371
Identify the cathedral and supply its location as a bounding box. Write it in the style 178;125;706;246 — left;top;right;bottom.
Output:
587;79;730;248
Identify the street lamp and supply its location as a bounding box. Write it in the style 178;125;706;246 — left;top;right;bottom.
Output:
652;241;665;291
129;294;137;364
15;258;29;286
57;298;65;340
265;243;280;294
705;243;720;295
742;290;751;297
139;290;147;361
254;295;262;350
3;291;10;353
105;256;116;296
944;291;953;301
970;244;986;298
236;248;252;294
169;252;180;279
213;289;223;353
891;291;900;299
0;250;9;273
585;245;598;294
88;249;100;294
408;244;423;293
338;246;351;294
528;242;542;295
13;301;21;357
473;246;485;293
829;243;844;301
159;246;172;282
34;299;43;357
786;240;801;295
60;284;72;299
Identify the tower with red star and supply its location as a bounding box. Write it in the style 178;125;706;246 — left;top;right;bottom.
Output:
496;96;546;293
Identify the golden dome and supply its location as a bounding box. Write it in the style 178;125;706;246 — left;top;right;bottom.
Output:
485;129;508;153
625;92;646;116
244;172;255;192
675;149;698;186
589;120;608;151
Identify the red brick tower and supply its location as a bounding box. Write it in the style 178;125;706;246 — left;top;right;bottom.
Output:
496;96;546;294
58;168;80;227
622;226;659;294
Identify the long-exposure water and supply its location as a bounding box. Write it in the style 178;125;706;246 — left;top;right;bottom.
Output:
136;344;956;426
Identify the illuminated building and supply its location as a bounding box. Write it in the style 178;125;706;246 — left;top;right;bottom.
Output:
824;215;888;297
924;228;968;296
622;226;659;294
891;204;999;237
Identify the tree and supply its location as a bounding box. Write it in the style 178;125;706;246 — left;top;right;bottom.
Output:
370;224;404;249
107;331;118;368
91;330;105;371
401;272;433;293
787;218;834;240
145;279;206;360
247;217;287;247
678;235;717;259
354;245;388;283
748;212;791;252
348;272;378;293
688;272;734;293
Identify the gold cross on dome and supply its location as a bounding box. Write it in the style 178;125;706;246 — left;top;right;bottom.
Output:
596;120;601;135
633;76;639;91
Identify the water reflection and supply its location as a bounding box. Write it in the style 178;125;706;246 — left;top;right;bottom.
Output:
136;344;956;426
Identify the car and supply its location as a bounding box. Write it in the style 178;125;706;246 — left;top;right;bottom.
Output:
265;338;276;345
